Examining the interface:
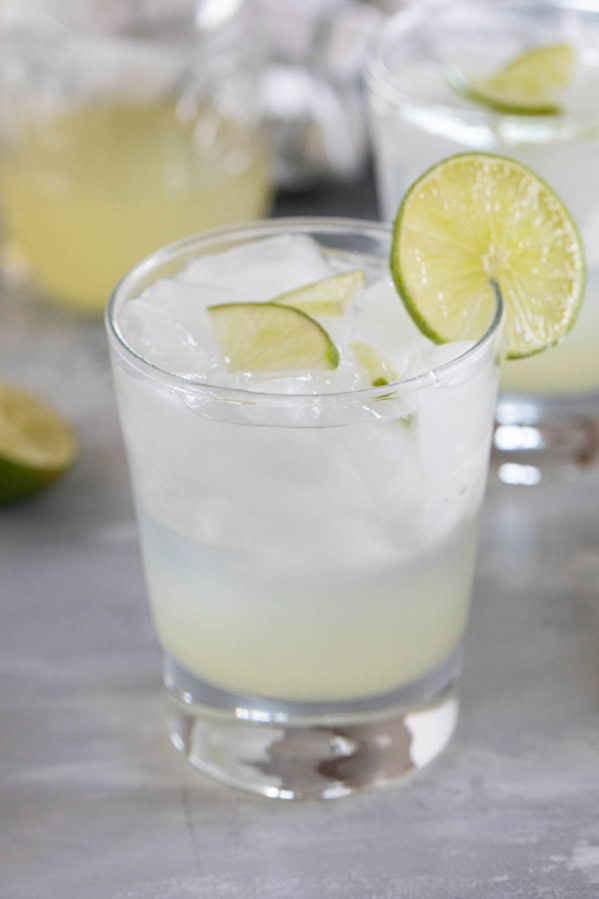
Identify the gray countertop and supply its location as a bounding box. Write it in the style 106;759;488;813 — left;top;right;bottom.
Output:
2;183;599;898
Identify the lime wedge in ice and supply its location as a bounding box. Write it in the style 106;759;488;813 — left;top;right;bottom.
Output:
273;269;365;316
0;383;78;504
390;152;585;359
456;43;575;115
351;340;398;387
208;302;339;371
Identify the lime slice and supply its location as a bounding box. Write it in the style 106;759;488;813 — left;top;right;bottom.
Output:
273;269;365;316
0;383;78;504
208;302;339;371
390;152;585;360
459;43;575;115
351;340;398;387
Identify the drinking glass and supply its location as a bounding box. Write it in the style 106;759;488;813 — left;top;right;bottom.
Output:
0;0;272;313
106;218;503;799
366;0;599;483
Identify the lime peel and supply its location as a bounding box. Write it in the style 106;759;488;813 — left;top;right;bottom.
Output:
390;151;585;361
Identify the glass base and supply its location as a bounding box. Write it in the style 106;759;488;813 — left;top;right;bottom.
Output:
163;649;461;799
493;393;599;485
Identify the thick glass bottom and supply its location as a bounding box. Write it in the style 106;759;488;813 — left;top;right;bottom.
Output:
163;648;461;799
493;393;599;486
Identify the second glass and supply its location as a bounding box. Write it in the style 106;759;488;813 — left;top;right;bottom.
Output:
366;0;599;482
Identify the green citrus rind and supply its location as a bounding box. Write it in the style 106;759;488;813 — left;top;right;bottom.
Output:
208;302;339;372
463;84;560;117
390;152;585;360
0;383;78;504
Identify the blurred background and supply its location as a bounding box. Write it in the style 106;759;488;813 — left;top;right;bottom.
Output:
0;0;433;315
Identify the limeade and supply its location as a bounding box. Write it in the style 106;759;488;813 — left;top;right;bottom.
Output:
1;100;270;312
113;233;498;702
368;34;599;396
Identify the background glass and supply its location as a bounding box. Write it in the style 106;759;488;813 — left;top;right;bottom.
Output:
366;0;599;483
0;0;272;313
107;218;503;799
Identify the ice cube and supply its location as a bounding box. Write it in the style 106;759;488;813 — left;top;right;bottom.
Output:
117;279;225;377
353;278;431;379
181;234;331;301
240;359;363;395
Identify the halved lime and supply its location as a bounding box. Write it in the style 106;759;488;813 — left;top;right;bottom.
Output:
273;269;365;316
390;152;585;359
208;302;339;371
0;383;78;504
458;43;575;115
351;340;398;386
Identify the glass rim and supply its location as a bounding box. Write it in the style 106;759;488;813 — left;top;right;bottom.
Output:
105;216;504;404
365;0;597;123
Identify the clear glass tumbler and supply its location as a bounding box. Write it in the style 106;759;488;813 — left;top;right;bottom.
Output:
106;218;503;799
0;0;272;313
366;0;599;483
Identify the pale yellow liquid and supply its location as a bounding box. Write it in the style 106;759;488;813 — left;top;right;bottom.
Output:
138;510;478;702
0;100;271;312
